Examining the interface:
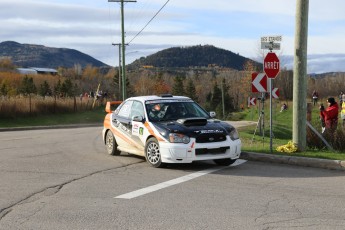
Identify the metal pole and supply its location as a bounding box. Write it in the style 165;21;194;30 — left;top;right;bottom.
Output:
269;78;273;153
112;43;121;99
293;0;309;151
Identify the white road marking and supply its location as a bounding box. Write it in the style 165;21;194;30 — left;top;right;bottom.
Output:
115;159;247;199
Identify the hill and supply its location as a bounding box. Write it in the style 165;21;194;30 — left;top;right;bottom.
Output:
128;45;261;70
0;41;108;68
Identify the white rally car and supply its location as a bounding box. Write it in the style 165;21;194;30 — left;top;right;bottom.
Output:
102;94;241;168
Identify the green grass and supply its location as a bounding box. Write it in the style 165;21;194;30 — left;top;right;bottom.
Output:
0;106;106;127
235;102;345;161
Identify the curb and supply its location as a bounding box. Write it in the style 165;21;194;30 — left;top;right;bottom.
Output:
240;151;345;171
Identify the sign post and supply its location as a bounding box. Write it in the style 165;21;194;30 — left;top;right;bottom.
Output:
264;51;280;153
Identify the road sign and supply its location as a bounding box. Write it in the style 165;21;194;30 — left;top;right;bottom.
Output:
264;52;280;79
248;97;256;106
261;42;280;50
261;35;282;43
271;88;279;98
252;72;267;93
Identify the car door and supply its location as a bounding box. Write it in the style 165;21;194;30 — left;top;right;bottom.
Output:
130;100;146;150
111;100;134;149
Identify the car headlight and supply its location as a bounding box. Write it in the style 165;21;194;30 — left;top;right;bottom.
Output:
229;128;239;140
169;133;190;144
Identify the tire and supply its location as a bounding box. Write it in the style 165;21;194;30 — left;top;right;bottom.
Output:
145;137;166;168
105;130;121;155
213;158;237;166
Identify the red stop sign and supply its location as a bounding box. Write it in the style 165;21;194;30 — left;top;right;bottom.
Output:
264;52;280;78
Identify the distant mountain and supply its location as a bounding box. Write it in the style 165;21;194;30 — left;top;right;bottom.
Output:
128;45;261;70
0;41;108;68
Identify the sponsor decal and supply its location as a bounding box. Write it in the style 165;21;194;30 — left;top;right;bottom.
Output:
139;127;144;135
195;130;223;134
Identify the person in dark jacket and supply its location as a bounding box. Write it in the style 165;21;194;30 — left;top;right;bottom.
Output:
320;97;339;134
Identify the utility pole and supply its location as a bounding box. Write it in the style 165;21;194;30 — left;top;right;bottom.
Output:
293;0;309;151
108;0;136;100
112;43;122;99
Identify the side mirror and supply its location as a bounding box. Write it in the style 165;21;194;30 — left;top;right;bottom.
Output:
209;111;216;118
132;115;144;122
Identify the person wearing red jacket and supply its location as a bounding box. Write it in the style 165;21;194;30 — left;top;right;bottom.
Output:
320;97;339;134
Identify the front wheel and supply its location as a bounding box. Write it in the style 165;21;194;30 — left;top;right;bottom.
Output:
145;137;166;168
213;158;237;166
105;130;121;155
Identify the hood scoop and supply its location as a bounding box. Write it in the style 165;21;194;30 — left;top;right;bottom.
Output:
177;117;207;126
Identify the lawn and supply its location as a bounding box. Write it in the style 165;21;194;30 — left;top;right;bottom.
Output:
233;100;345;160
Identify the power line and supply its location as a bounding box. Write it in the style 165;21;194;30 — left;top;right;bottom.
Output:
128;0;170;44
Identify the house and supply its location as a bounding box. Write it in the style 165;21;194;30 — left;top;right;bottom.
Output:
17;67;58;75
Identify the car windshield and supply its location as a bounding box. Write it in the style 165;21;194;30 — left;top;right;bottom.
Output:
145;100;210;122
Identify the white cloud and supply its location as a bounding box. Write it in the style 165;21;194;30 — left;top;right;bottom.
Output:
1;0;345;73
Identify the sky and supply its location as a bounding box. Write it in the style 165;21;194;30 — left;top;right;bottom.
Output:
2;0;345;74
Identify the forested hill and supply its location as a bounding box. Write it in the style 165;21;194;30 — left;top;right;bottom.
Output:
0;41;108;68
129;45;260;70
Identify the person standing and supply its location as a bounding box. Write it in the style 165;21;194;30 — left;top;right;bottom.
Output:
341;95;345;127
320;97;339;134
339;91;344;105
312;90;319;106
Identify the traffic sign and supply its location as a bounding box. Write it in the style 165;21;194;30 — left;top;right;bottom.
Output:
261;35;282;43
261;42;280;50
271;88;279;98
248;97;256;106
252;72;267;93
264;52;280;79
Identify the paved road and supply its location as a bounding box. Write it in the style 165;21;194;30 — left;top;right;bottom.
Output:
1;127;345;230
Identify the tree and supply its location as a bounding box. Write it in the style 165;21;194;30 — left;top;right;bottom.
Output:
112;70;121;99
185;78;198;102
38;80;52;97
61;78;74;97
54;79;62;96
172;76;185;95
19;76;37;96
153;73;170;95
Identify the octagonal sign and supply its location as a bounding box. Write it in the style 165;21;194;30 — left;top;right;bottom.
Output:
264;52;280;79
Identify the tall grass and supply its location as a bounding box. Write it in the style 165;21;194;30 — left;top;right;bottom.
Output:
0;95;103;119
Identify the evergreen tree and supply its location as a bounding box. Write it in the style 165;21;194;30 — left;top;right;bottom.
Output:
20;76;36;96
38;80;52;97
54;79;62;96
172;76;185;96
61;78;73;97
185;78;198;102
112;70;121;99
125;77;135;98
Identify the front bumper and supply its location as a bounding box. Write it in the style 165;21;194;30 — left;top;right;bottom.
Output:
159;137;241;163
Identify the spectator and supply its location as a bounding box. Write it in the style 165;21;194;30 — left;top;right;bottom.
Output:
341;96;345;127
280;103;287;112
320;97;339;134
312;90;319;106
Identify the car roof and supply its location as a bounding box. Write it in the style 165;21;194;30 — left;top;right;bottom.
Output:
126;95;191;103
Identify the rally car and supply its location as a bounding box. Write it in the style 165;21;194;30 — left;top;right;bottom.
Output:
102;94;241;168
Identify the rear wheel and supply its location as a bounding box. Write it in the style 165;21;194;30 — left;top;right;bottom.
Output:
145;137;166;168
213;158;236;166
105;130;121;155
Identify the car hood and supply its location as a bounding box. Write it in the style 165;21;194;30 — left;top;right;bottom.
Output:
151;117;234;138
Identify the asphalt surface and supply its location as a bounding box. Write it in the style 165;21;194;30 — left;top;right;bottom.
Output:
1;122;344;171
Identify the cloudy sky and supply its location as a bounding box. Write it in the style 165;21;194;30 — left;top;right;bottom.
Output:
2;0;345;73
